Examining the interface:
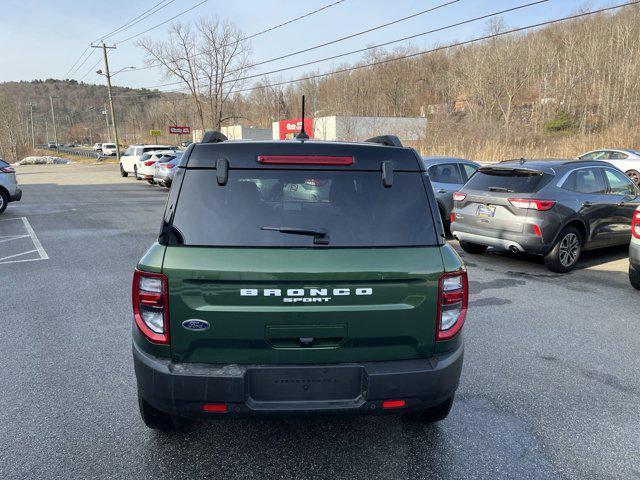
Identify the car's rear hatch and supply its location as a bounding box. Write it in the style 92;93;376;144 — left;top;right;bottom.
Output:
161;141;444;364
455;165;552;232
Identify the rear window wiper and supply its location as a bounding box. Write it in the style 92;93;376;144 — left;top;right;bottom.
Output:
487;186;515;193
261;226;330;245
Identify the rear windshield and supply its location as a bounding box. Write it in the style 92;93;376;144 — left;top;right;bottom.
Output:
171;169;437;247
464;168;549;193
0;159;8;168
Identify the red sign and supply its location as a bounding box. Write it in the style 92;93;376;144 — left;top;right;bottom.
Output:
278;118;313;140
168;126;191;135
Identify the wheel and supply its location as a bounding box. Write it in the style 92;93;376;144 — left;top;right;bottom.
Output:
403;397;454;423
138;394;189;432
459;240;488;254
544;226;582;273
120;163;128;177
630;264;640;290
134;165;142;180
0;189;8;215
626;169;640;185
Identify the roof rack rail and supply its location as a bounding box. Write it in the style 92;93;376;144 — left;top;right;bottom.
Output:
201;131;228;143
365;135;403;147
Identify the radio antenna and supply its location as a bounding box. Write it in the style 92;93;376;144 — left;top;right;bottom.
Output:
296;95;309;141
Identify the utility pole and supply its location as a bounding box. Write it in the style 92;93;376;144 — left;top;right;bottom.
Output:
92;42;121;161
103;103;110;139
49;96;59;152
45;118;49;142
26;103;36;149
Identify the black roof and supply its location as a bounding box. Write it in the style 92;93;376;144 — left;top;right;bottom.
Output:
184;140;423;171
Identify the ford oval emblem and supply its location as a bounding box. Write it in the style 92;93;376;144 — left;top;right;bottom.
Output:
182;319;210;331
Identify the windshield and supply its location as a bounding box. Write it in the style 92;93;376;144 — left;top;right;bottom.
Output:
171;169;437;247
464;168;550;193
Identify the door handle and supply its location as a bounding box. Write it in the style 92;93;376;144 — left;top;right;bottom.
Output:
582;201;593;208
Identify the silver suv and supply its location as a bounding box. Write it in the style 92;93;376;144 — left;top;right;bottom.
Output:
630;205;640;289
0;158;21;214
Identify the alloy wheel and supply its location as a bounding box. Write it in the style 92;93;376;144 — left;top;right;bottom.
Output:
559;233;580;267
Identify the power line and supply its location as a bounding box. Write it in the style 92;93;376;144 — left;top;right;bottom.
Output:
79;57;103;81
148;0;547;92
95;0;176;43
130;0;349;73
112;0;640;99
113;0;210;45
62;45;91;79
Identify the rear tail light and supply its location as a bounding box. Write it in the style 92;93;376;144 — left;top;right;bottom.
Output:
508;198;556;211
257;155;353;165
436;270;468;341
633;211;640;239
453;192;466;202
144;160;156;166
165;164;175;169
133;269;169;344
0;166;15;173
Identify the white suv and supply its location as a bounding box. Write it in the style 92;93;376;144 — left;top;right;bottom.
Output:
136;150;179;183
101;143;118;156
120;145;174;178
0;158;22;214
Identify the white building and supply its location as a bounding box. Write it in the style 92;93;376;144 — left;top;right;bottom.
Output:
221;125;272;141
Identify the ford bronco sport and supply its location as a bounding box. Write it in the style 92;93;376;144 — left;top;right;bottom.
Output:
132;132;467;431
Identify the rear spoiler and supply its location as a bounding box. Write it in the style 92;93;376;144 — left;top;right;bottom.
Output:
479;166;545;176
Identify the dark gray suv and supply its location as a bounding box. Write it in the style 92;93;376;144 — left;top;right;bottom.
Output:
421;157;479;235
451;159;640;272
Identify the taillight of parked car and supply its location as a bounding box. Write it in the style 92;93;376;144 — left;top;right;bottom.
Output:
165;164;175;169
0;166;15;173
436;270;468;341
508;198;556;211
633;211;640;239
144;161;156;167
132;269;169;344
453;192;466;202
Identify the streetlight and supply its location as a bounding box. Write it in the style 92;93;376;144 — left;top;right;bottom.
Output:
95;54;136;161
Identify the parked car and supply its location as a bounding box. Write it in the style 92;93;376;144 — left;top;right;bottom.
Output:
47;142;57;149
630;206;640;289
136;150;179;183
0;158;22;215
120;144;175;178
576;149;640;184
133;133;467;431
153;153;182;187
101;143;118;156
451;159;640;272
422;156;479;235
93;143;103;152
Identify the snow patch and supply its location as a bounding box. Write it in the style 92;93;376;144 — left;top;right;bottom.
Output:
14;156;73;166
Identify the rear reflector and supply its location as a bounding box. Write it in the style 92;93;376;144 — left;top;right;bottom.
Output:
453;192;466;202
166;164;175;168
382;400;406;409
203;403;228;413
532;224;542;237
257;155;353;165
633;211;640;239
508;198;555;211
450;213;456;224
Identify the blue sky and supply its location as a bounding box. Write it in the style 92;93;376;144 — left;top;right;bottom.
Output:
0;0;619;90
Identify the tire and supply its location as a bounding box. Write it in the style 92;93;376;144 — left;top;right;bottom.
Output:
119;163;128;177
459;240;488;254
0;189;8;215
138;394;189;432
630;264;640;290
403;397;454;423
626;169;640;185
544;226;582;273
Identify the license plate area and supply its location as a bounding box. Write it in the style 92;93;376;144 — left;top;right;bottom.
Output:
248;366;364;402
476;204;496;218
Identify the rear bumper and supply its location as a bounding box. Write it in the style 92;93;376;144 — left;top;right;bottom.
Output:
9;187;22;202
630;241;640;269
133;341;463;417
452;223;548;255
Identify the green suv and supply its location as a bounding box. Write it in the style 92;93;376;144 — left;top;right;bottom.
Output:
132;133;468;430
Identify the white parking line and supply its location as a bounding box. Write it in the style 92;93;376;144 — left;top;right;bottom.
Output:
0;217;49;265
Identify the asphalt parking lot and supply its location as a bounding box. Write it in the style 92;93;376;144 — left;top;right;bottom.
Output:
1;163;639;480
